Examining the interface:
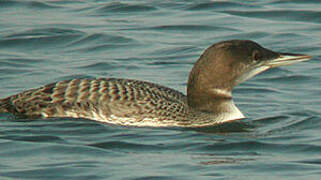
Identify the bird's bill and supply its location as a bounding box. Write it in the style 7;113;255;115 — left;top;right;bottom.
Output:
266;53;312;68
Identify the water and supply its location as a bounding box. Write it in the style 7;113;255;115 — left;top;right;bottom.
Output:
0;0;320;179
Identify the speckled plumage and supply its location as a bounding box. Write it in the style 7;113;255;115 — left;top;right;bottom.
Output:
1;78;198;126
0;40;311;127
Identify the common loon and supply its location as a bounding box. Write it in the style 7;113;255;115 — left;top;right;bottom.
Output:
0;40;311;127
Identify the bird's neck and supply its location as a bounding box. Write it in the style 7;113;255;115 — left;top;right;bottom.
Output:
187;86;244;122
187;64;244;121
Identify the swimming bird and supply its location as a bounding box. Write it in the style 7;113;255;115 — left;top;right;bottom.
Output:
0;40;311;127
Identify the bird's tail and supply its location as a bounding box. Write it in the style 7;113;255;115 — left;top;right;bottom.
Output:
0;97;10;113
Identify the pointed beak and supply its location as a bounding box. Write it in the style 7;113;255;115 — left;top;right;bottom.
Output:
266;53;312;68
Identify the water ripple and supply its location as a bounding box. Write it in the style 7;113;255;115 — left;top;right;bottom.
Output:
95;2;157;15
1;135;65;143
222;10;321;24
0;28;85;51
200;141;321;154
88;141;161;151
187;1;258;11
67;33;137;53
296;158;321;165
0;0;61;9
72;44;135;53
5;28;83;38
149;25;236;32
68;33;135;46
270;116;321;133
272;0;321;4
0;57;43;68
77;62;117;71
260;74;314;84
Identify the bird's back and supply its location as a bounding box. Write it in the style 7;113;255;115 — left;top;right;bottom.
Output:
0;78;189;126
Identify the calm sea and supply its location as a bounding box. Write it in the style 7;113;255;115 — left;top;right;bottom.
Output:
0;0;320;179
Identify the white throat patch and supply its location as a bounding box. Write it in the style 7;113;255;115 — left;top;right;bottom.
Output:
235;65;270;85
210;88;232;98
217;100;245;123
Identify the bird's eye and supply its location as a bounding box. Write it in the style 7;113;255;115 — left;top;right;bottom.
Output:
252;50;260;62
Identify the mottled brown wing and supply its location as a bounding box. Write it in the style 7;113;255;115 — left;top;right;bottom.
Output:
0;78;188;121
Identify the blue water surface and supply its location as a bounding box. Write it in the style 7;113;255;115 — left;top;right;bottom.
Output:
0;0;321;179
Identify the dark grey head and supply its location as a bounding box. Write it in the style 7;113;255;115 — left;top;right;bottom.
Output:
187;39;311;110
